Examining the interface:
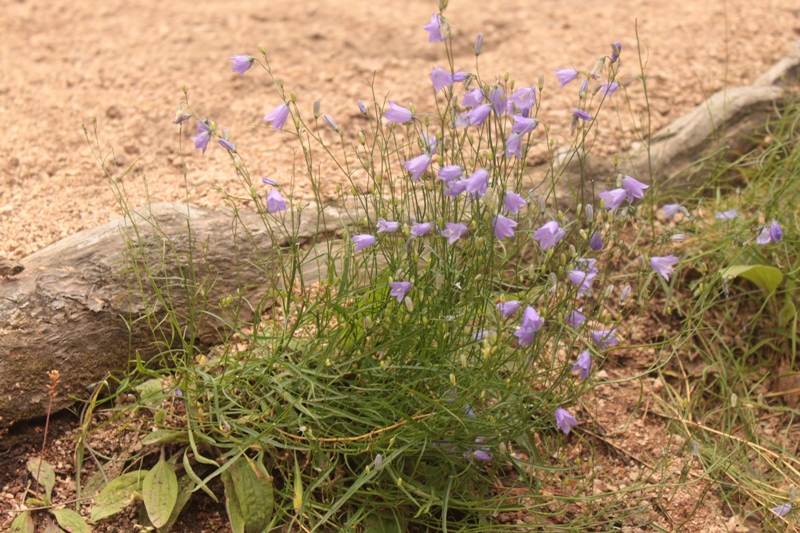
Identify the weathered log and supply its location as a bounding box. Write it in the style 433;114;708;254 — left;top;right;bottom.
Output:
0;202;347;426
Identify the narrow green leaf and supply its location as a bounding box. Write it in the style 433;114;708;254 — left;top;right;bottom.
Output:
9;511;34;533
142;430;189;446
780;298;797;327
26;458;56;501
721;265;783;294
142;454;179;528
90;470;145;522
52;509;91;533
222;456;273;533
182;448;219;502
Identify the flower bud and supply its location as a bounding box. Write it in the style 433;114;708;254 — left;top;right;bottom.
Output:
637;255;645;269
258;45;266;54
438;0;448;11
404;296;414;313
585;204;594;222
450;373;457;386
397;477;403;487
538;74;545;91
182;85;188;95
671;234;685;243
549;272;557;287
474;33;483;55
730;393;738;407
569;244;577;257
358;131;366;145
589;58;605;79
538;195;546;212
613;153;620;166
290;91;297;102
435;273;443;290
364;316;373;330
323;114;339;132
313;100;321;118
460;353;467;368
604;284;614;299
579;78;589;97
620;285;631;302
374;454;383;470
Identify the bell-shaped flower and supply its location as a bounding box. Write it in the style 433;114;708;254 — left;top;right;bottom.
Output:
493;214;517;240
389;281;411;303
411;222;432;237
555;68;579;88
555;408;578;434
352;234;377;251
431;67;454;91
514;306;544;346
266;189;287;213
230;55;254;76
377;219;400;233
512;116;538;134
403;154;432;181
598;189;628;211
532;221;565;250
438;165;463;183
504;191;527;214
571;351;592;379
496;300;520;318
441;222;468;244
423;13;445;43
264;103;291;130
461;88;484;108
650;255;679;281
592;329;619;350
191;122;211;153
621;175;649;201
384;101;413;124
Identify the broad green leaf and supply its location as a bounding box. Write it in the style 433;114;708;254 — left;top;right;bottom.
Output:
158;474;196;533
27;458;56;502
721;265;783;294
90;470;145;522
222;456;273;533
780;298;797;327
9;511;34;533
135;379;163;407
52;509;90;533
142;455;179;528
142;430;189;446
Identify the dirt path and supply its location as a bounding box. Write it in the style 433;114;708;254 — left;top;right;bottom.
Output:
1;0;799;259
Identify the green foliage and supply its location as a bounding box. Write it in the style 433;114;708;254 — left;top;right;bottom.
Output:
90;470;146;522
720;264;783;294
142;454;179;528
26;458;56;505
51;509;91;533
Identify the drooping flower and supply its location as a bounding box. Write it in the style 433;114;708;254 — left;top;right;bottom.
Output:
463;104;492;126
218;138;236;152
770;503;792;518
496;300;520;318
573;109;592;121
191;122;211;153
389;281;412;303
661;203;681;219
403;154;432;181
621;175;649;201
505;133;521;158
572;351;592;379
462;88;484;108
453;71;468;83
173;113;191;124
715;209;739;220
589;232;603;251
463;405;476;419
504;191;527;214
230;55;255;76
555;408;578;434
509;87;536;115
358;100;368;114
610;42;622;63
567;307;587;327
512;115;538;134
442;222;468;244
494;215;517;240
438;165;463;183
599;82;619;95
568;270;596;297
423;13;445;43
757;220;783;244
463;168;489;197
514;306;544;346
377;219;400;233
352;234;377;251
650;255;679;281
592;329;619;350
598;189;628;211
489;87;506;116
411;222;432;237
443;180;468;198
431;67;454;91
469;449;492;462
384;101;413;124
532;221;566;250
555;68;579;88
264;103;291;130
266;189;287;213
261;177;279;186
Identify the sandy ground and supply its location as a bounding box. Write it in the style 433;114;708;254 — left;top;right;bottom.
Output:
1;0;799;259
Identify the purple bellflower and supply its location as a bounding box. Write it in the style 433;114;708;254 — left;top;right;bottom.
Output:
431;67;453;91
504;191;527;214
555;408;579;434
389;281;411;303
573;109;592;121
661;203;681;219
555;68;579;88
411;222;432;237
464;168;489;196
532;221;566;250
423;14;445;42
598;189;628;211
266;189;287;213
358;100;368;114
567;307;587;327
494;214;517;240
572;351;592;379
514;306;544;346
496;300;520;318
589;232;603;251
468;449;492;462
453;71;468;83
353;234;377;251
622;175;649;201
599;82;619;95
442;222;468;244
191;122;211;153
384;101;413;124
489;87;506;116
443;180;468;198
403;154;432;181
377;219;400;233
512;115;538;134
264;103;290;130
650;255;679;281
438;165;463;183
715;209;739;220
230;55;254;76
611;42;622;62
261;177;279;186
218;138;235;152
756;221;783;244
592;329;619;350
505;133;522;158
174;113;191;124
509;87;536;115
771;503;792;518
568;270;596;297
463;104;492;126
462;88;484;108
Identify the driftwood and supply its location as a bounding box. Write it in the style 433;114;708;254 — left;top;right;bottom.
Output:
0;203;347;426
2;55;800;426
